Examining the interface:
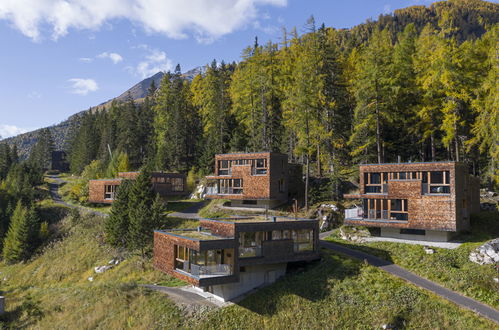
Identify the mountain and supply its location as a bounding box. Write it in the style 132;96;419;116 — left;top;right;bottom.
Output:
1;68;203;158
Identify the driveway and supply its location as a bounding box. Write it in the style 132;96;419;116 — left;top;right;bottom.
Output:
141;284;230;308
167;201;206;219
319;231;499;324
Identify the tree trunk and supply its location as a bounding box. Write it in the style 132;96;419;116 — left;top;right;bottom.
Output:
317;144;322;177
305;154;310;211
430;133;436;161
376;104;382;164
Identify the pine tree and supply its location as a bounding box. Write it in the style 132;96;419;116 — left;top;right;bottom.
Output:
105;180;132;248
127;169;156;254
29;128;54;170
348;28;394;164
2;201;38;263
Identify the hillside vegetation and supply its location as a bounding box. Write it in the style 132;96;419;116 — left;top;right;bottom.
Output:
326;211;499;309
0;209;495;328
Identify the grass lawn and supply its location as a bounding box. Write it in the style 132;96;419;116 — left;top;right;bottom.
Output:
196;249;495;329
325;211;499;309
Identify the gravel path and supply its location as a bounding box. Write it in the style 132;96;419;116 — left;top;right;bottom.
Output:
47;174;108;217
319;231;499;324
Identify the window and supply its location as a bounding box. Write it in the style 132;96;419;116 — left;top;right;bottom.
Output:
218;160;231;175
104;185;118;200
292;229;314;252
172;178;184;192
239;231;265;257
426;171;450;194
218;179;243;194
370;173;381;184
175;245;189;270
365;172;385;193
400;229;425;235
253;158;267;175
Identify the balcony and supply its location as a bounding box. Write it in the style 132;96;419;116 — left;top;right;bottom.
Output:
177;262;233;279
239;246;262;258
206;186;243;195
344;208;407;222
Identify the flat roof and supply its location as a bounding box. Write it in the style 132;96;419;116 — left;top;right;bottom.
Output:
360;161;459;166
155;229;232;241
215;151;286;156
201;215;317;224
89;178;123;182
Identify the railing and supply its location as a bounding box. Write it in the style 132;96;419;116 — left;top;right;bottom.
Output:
345;207;363;219
218;168;232;176
205;186;243;195
239;246;262;258
294;242;313;252
190;264;233;277
251;167;268;175
367;209;388;220
206;186;218;195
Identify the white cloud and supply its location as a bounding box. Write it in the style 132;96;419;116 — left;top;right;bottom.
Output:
0;124;30;139
97;51;123;64
131;46;173;78
68;78;99;95
79;57;93;63
0;0;288;43
27;91;42;99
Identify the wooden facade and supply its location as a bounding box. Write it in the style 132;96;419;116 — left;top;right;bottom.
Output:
153;217;320;287
344;162;480;235
88;171;186;204
205;152;303;207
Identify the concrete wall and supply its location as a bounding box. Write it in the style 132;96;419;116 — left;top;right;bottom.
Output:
207;263;287;301
380;227;454;242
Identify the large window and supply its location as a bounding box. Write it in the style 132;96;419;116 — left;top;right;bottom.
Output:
104;185;118;200
364;172;387;194
175;246;234;276
172;178;184;192
218;179;243;194
254;158;268;175
423;171;450;194
239;232;265;258
292;229;314;252
363;198;408;221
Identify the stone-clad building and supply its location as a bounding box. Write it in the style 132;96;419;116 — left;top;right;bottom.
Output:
205;152;304;208
344;161;480;241
51;151;69;172
153;216;319;301
88;171;186;204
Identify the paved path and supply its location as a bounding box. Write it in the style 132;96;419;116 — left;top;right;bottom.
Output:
319;231;499;324
47;174;108;217
167;201;206;219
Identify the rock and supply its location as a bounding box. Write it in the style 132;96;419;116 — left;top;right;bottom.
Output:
108;259;115;265
469;238;499;265
423;246;435;254
88;277;94;282
493;278;499;283
114;259;121;265
94;265;113;273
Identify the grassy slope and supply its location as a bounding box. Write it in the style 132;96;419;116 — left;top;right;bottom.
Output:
197;250;495;329
0;212;192;328
326;211;499;309
0;202;495;328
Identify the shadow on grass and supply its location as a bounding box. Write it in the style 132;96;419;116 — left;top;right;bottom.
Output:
232;249;371;316
321;239;395;266
454;211;499;243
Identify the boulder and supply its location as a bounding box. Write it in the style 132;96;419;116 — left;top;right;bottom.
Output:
88;276;94;282
423;246;435;254
94;265;113;273
469;238;499;265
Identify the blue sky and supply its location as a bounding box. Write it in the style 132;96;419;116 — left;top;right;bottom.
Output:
0;0;440;138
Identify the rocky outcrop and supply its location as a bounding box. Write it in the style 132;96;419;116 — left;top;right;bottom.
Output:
339;226;370;243
469;238;499;265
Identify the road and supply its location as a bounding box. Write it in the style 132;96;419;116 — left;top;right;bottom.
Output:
47;174;108;217
319;231;499;325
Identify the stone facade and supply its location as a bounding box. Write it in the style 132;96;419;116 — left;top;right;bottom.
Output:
344;162;480;239
88;171;186;204
51;151;69;172
205;152;303;208
152;217;320;296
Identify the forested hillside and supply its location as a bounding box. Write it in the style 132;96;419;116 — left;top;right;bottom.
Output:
68;0;498;193
3;0;498;190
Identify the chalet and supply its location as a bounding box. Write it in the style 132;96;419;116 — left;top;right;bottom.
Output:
153;216;320;301
88;171;186;204
344;162;480;241
205;152;304;208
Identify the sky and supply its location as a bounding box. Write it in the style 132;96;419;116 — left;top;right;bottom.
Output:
0;0;443;138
